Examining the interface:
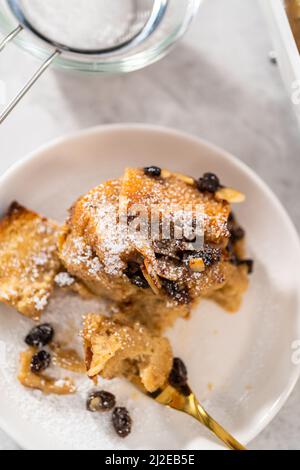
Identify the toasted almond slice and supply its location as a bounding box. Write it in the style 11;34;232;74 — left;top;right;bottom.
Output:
189;258;205;273
174;172;195;186
142;259;162;295
141;267;160;295
216;187;246;204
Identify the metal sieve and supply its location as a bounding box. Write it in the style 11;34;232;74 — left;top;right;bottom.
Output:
0;0;201;124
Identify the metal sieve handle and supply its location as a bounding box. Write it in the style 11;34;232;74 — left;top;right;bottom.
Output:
0;0;168;124
0;24;22;51
0;26;60;124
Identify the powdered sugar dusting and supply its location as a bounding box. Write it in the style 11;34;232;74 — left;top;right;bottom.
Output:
55;272;75;288
33;294;49;312
71;237;104;277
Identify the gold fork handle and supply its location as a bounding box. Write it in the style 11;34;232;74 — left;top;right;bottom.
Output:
146;384;247;450
192;400;247;450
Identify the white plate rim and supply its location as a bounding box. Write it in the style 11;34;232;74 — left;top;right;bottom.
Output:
0;123;300;450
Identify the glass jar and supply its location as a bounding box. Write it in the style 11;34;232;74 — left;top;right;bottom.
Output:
0;0;202;73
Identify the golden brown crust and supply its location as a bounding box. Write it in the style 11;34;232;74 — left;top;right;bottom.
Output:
121;168;231;245
0;203;61;319
58;168;250;334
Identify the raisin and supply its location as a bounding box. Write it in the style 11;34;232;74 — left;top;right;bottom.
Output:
124;262;141;278
239;259;254;274
197;173;220;193
169;358;188;388
153;240;183;259
112;407;132;438
227;213;246;243
31;350;51;374
226;240;235;258
144;166;162;178
231;226;245;243
228;250;254;275
162;280;190;305
25;323;54;348
87;391;116;412
130;275;149;289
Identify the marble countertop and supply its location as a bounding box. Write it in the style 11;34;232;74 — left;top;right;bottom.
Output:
0;0;299;450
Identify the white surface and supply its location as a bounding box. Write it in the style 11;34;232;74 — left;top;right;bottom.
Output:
261;0;300;124
0;125;299;450
0;0;300;451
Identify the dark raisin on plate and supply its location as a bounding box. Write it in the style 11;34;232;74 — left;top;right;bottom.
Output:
87;390;116;412
197;173;221;193
112;407;132;438
144;166;162;178
25;323;54;348
169;358;188;388
30;350;51;374
162;279;190;305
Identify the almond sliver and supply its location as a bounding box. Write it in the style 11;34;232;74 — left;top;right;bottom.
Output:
161;169;171;179
142;260;161;295
174;172;195;186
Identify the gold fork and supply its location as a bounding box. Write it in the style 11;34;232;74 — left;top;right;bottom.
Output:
143;382;247;451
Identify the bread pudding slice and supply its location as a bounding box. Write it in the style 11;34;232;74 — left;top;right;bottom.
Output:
83;313;173;393
59;168;251;333
58;180;134;303
0;202;61;319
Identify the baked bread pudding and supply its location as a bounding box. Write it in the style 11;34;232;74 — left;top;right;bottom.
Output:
59;167;250;333
0;166;253;439
0;202;61;319
83;313;173;392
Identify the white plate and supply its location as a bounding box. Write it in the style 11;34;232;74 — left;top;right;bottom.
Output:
0;124;299;450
